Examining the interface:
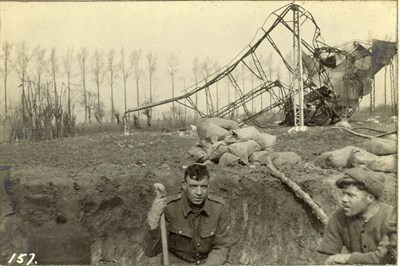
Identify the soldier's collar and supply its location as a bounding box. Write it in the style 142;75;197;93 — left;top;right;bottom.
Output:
181;194;209;217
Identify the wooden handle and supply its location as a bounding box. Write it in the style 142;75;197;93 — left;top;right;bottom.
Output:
160;213;169;265
153;183;169;265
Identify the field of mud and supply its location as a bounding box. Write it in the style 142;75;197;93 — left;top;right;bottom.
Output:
0;120;397;265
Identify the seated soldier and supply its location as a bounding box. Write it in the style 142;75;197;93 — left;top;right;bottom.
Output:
317;167;394;264
142;164;232;265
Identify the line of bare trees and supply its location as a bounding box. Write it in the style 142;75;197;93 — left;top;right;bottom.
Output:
1;41;281;140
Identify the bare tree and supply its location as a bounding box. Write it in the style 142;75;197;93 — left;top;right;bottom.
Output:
1;41;13;114
30;45;48;138
179;76;187;122
62;47;75;137
50;48;62;138
16;42;32;139
120;47;132;113
107;49;118;122
131;50;142;120
145;52;157;127
192;57;200;120
83;90;97;123
167;53;178;121
33;46;46;110
62;47;73;119
91;50;106;122
146;52;157;103
77;48;88;123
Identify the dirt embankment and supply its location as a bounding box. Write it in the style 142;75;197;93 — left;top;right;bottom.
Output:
0;125;397;265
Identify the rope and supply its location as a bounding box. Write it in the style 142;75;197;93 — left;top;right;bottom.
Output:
331;127;397;139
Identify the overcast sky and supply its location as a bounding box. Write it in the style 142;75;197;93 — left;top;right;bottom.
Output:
0;1;397;120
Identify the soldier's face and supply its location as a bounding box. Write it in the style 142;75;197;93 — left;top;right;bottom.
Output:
183;177;209;206
340;184;371;217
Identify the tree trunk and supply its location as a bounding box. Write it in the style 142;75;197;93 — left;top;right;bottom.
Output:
172;75;175;121
136;79;140;120
96;81;100;120
124;78;127;112
111;84;114;122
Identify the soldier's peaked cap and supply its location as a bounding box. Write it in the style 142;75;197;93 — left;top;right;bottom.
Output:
336;167;385;198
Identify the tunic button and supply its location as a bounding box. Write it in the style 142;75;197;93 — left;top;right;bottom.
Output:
197;242;200;246
363;244;367;249
179;230;182;234
197;261;200;264
211;232;214;235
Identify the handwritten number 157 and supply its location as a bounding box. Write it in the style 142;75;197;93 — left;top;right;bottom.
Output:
8;253;36;265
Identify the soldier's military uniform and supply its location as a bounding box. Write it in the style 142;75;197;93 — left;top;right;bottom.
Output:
318;202;393;264
142;193;232;265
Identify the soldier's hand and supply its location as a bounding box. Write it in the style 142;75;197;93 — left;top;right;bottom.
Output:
147;194;167;230
324;254;350;264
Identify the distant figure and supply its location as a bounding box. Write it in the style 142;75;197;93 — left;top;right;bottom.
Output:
318;167;393;264
142;164;232;265
115;113;120;125
133;114;140;127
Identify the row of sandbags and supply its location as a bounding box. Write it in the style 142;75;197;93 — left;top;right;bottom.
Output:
315;144;397;173
188;118;301;167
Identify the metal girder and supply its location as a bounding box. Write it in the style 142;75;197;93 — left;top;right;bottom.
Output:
370;78;376;117
390;61;397;115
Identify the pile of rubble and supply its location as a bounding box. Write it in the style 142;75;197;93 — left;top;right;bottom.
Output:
188;118;301;167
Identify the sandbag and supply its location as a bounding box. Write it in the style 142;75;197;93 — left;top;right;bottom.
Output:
271;152;301;166
362;138;397;156
206;117;240;130
383;134;397;141
197;120;229;143
315;146;363;169
234;127;261;140
349;150;396;173
228;140;261;165
259;133;277;149
233;127;276;149
187;146;208;162
249;150;271;162
219;153;239;167
209;141;229;161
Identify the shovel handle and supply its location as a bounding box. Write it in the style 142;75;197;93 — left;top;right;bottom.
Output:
154;183;169;265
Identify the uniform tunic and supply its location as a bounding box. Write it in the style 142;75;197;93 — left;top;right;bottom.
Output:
142;193;232;265
318;203;393;264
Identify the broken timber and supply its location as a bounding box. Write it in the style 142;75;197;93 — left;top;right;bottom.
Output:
265;156;329;225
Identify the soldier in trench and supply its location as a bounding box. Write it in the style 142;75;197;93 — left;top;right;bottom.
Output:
317;167;395;264
142;164;232;265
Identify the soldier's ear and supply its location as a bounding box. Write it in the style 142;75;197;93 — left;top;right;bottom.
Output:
366;194;375;203
182;180;187;191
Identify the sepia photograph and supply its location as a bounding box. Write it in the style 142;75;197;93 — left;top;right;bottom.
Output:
0;1;397;265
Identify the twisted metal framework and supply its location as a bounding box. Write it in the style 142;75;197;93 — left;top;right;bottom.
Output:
124;3;397;127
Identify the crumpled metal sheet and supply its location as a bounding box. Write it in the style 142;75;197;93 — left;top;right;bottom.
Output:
372;39;397;74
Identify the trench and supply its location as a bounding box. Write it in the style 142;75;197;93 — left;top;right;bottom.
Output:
0;163;331;265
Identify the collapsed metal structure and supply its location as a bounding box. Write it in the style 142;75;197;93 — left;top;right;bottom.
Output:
124;3;397;127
